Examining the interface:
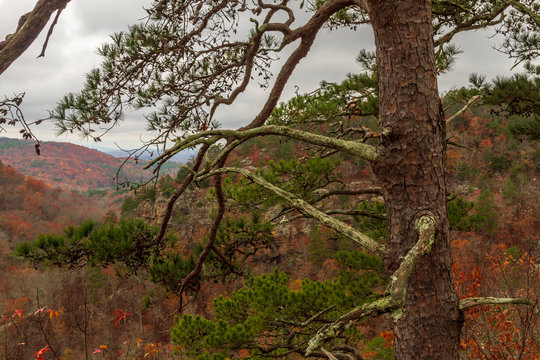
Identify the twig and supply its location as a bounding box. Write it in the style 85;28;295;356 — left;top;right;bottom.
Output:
37;5;66;58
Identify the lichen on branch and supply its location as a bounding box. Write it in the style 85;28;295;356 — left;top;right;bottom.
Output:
206;166;385;256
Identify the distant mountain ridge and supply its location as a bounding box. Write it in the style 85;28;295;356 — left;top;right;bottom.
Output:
89;144;197;163
0;138;181;190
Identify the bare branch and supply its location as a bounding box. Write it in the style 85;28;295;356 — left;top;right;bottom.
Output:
154;144;209;245
307;214;438;355
145;125;379;170
37;4;67;58
460;297;536;311
178;172;226;312
306;297;397;356
314;187;383;201
241;0;357;130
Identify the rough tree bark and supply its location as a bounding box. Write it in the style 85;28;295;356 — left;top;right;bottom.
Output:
367;0;461;359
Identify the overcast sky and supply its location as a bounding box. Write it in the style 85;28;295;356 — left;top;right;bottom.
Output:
0;0;519;151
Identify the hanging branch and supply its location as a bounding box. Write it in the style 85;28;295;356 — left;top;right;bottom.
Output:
177;172;226;313
0;0;71;75
37;4;67;58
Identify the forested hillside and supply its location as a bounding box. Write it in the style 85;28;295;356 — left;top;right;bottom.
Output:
0;164;175;359
0;162;105;247
0;138;180;190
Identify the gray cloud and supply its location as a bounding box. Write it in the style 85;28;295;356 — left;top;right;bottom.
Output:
0;0;520;151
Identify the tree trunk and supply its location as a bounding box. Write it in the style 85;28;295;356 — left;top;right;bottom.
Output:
367;0;461;358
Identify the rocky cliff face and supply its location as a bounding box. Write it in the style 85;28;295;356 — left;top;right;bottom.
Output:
135;185;328;277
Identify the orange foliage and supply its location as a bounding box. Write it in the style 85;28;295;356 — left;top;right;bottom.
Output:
446;149;461;174
4;297;30;314
456;246;539;360
478;137;493;152
469;116;482;135
0;139;179;190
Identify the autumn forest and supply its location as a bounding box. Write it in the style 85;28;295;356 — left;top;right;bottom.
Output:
0;1;539;360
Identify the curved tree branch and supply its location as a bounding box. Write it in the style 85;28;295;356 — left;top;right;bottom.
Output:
386;214;437;304
177;172;226;312
154;144;209;245
446;94;483;125
307;214;439;355
206;166;385;256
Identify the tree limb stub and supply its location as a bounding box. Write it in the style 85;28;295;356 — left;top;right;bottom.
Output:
208;167;385;256
459;297;536;311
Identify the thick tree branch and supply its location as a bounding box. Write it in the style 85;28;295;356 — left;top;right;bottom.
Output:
207;167;385;256
0;0;71;75
307;214;438;355
154;144;209;245
314;187;383;201
145;125;379;170
241;0;357;130
306;297;397;356
178;172;226;312
278;208;386;225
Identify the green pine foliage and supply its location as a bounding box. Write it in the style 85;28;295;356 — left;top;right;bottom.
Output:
172;261;385;360
15;218;179;279
224;157;341;211
468;190;499;236
447;72;539;142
